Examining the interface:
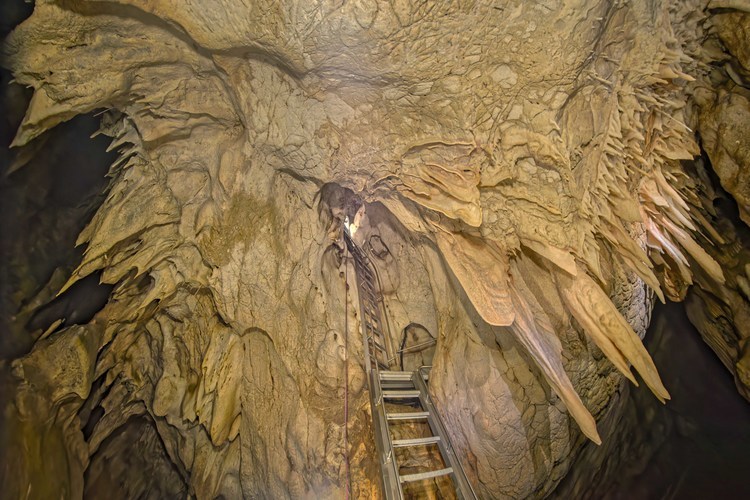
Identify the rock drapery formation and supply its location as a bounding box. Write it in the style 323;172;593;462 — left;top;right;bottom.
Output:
1;0;749;498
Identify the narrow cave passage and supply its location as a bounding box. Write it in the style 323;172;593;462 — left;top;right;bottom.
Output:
553;301;750;498
83;415;188;499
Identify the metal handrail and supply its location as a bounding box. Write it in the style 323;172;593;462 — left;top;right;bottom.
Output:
415;365;478;500
398;338;437;355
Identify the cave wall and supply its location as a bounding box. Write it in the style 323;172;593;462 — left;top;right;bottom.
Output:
0;1;749;499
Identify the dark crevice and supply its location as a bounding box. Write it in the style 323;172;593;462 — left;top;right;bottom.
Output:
82;405;105;442
552;301;750;498
1;111;117;359
83;414;187;500
697;147;750;248
0;0;32;40
26;271;114;334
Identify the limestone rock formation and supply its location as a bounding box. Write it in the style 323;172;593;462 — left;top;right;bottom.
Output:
1;0;748;498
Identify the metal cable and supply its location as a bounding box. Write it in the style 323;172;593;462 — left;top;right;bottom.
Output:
343;240;352;499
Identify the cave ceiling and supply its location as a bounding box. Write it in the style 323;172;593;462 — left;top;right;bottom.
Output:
1;0;749;498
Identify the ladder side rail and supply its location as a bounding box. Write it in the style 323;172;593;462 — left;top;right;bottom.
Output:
345;231;395;368
352;267;375;379
354;263;396;477
362;242;398;367
359;281;389;369
413;369;478;500
367;367;402;499
353;252;390;371
345;230;403;500
345;231;377;373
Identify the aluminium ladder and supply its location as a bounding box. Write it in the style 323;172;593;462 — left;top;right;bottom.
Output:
343;228;476;500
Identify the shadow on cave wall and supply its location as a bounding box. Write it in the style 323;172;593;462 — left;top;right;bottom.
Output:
0;106;116;358
83;415;187;499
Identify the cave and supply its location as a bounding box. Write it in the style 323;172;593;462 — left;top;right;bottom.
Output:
1;1;749;498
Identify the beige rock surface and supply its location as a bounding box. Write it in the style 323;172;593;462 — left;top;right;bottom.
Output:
1;0;749;498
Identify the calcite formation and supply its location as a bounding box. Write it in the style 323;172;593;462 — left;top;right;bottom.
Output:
1;0;749;498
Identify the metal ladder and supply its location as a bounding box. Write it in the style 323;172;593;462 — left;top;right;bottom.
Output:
343;228;477;500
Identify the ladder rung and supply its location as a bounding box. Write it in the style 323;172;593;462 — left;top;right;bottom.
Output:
371;341;386;352
387;411;429;421
360;292;377;304
362;302;377;313
364;319;380;329
379;371;413;381
365;313;380;325
400;467;453;483
382;390;420;399
392;436;440;448
366;327;383;338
